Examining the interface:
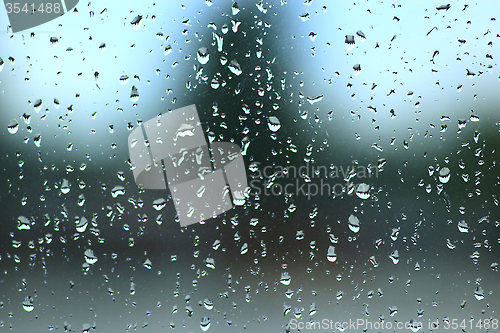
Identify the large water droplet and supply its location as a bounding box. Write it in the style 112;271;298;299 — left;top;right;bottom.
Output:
240;243;248;255
280;272;291;285
7;119;19;134
439;167;450;183
111;186;125;198
119;75;129;84
200;317;211;331
22;296;34;312
197;47;210;65
61;179;71;194
348;214;360;233
76;217;88;233
34;99;42;113
33;134;41;147
84;249;98;264
345;35;355;50
326;246;337;262
143;258;152;269
205;257;215;269
131;15;143;30
228;60;242;76
389;250;399;264
231;2;240;15
457;220;469;233
153;198;167;211
17;216;31;230
203;299;213;310
130;86;139;102
355;183;370;199
267;116;281;132
356;30;366;41
474;286;484;300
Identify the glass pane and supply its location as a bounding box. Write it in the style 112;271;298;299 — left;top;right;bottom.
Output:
0;1;498;331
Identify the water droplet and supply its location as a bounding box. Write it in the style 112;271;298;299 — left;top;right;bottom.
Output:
50;36;59;47
356;30;366;41
7;119;19;134
61;179;71;194
326;246;337;262
348;214;360;233
17;216;30;230
130;86;139;102
76;216;88;233
353;64;361;74
119;75;129;84
34;99;42;113
369;256;379;267
33;134;41;147
203;298;213;310
457;220;469;233
143;258;152;269
267;116;281;132
131;15;143;30
474;286;484;300
153;198;167;211
22;296;34;312
299;12;310;22
280;272;291;285
389;250;399;264
306;94;324;105
111;186;125;198
205;257;215;269
197;47;209;65
84;249;98;264
240;243;248;255
439;167;450;183
232;2;240;15
228;60;242;76
355;183;370;199
211;77;219;89
389;305;398;316
345;35;355;50
200;317;211;331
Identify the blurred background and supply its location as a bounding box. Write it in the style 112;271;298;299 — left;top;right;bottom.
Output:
0;0;499;331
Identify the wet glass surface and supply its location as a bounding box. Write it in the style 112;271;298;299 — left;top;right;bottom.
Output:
0;1;499;332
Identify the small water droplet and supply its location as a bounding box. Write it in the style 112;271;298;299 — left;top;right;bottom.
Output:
7;119;19;134
130;86;139;102
197;47;209;64
345;35;355;50
131;15;143;30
